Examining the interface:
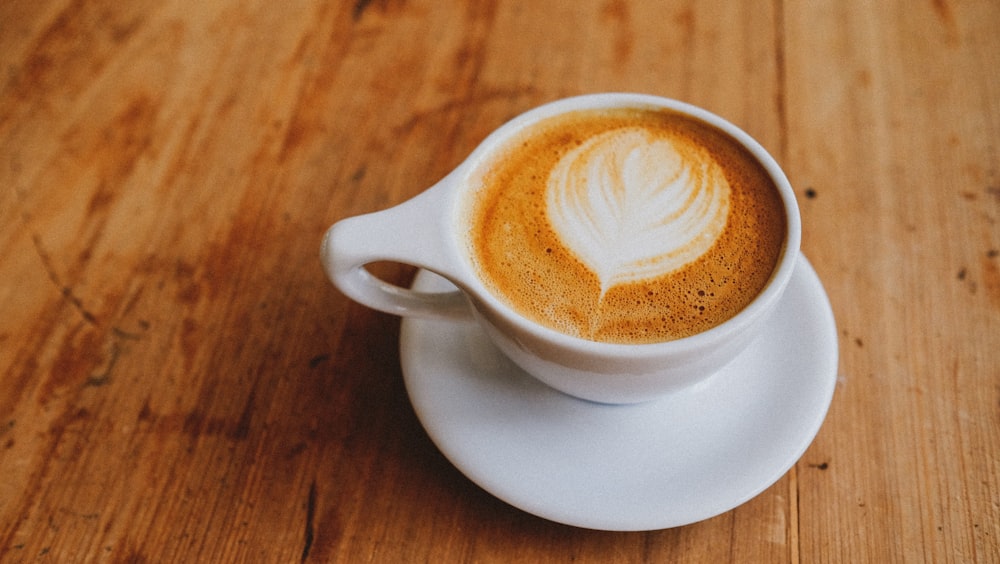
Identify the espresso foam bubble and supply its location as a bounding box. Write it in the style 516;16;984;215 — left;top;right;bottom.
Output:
546;127;731;294
464;107;786;344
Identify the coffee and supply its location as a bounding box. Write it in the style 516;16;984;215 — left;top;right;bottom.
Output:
462;106;787;344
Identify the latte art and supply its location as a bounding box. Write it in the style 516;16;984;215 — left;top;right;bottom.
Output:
465;107;787;344
546;128;731;294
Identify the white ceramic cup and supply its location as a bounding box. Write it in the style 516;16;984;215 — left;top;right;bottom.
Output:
321;93;801;404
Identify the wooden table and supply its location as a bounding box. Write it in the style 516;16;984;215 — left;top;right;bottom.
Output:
2;1;997;561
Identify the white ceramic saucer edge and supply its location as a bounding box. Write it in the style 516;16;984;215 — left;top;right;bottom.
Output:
399;254;837;531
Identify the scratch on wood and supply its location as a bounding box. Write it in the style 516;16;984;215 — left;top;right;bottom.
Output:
84;342;122;387
301;480;317;562
112;326;143;340
84;326;145;388
29;233;98;325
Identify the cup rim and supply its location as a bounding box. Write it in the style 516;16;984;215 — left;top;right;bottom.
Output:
449;92;802;359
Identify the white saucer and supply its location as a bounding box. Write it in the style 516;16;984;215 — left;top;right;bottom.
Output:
399;254;837;531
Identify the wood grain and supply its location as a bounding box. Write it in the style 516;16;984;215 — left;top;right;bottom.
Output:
1;0;997;561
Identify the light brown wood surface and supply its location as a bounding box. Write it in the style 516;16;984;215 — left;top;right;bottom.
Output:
1;1;997;562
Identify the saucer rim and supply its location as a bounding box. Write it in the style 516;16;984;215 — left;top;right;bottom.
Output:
399;253;838;530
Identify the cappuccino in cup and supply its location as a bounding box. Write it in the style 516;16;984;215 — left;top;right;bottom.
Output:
323;93;801;402
462;107;787;344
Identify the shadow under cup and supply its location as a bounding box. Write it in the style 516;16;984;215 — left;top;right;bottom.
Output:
322;93;801;404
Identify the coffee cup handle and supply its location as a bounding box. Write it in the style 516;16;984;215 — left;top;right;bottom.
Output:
320;182;472;320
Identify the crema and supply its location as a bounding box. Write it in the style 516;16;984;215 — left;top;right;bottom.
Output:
463;107;786;344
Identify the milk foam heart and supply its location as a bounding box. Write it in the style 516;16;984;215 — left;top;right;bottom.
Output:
546;128;731;294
